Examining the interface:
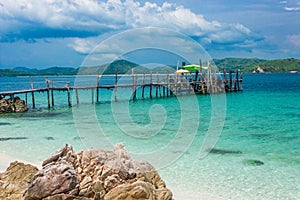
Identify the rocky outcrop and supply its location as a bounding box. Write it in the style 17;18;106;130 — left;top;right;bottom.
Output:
0;161;39;199
21;143;173;200
0;96;28;113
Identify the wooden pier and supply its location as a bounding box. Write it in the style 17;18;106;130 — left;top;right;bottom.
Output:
0;69;243;109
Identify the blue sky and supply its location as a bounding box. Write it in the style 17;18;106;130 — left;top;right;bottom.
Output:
0;0;299;68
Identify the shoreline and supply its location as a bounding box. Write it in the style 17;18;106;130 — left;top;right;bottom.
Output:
0;153;41;173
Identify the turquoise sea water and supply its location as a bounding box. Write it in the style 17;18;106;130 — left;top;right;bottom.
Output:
0;73;299;199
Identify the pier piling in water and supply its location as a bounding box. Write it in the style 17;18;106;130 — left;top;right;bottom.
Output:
142;74;145;99
31;92;35;109
114;70;118;102
150;72;153;99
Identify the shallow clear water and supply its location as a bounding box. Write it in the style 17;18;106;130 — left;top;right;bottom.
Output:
0;73;299;199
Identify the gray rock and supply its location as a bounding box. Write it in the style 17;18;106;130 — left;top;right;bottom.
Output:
23;161;78;200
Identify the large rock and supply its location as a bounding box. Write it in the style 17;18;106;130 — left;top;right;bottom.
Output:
104;180;173;200
22;143;173;200
14;97;28;112
23;161;78;200
0;161;38;199
0;96;28;113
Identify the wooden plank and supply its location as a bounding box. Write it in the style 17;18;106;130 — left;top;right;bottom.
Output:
0;88;48;96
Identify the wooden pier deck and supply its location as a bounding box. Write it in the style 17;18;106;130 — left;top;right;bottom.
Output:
0;70;243;109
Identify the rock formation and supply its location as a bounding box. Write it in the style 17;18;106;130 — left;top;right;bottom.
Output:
0;96;28;113
0;143;173;200
0;161;38;199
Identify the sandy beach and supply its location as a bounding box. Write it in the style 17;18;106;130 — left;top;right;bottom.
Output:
0;153;40;173
0;153;17;172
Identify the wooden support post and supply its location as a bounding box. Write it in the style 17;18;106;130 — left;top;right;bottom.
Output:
223;68;227;82
30;76;34;89
236;70;239;91
96;87;99;103
133;89;137;101
75;89;79;104
229;71;233;92
114;70;118;102
179;83;182;96
150;72;153;99
166;74;169;97
223;68;228;92
239;72;243;91
46;77;50;109
135;74;138;99
155;73;158;98
176;74;179;96
199;59;203;76
234;70;237;91
142;74;145;99
51;89;54;106
131;69;134;100
156;73;162;98
47;89;50;109
25;93;28;105
31;91;35;109
67;89;71;107
45;76;49;88
92;89;94;104
159;86;162;98
132;69;136;101
96;75;100;103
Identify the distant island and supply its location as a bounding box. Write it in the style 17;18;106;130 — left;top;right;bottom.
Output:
1;58;299;77
214;58;300;73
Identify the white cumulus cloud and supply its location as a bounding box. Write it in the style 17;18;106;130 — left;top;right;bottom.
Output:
0;0;256;45
282;0;300;11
